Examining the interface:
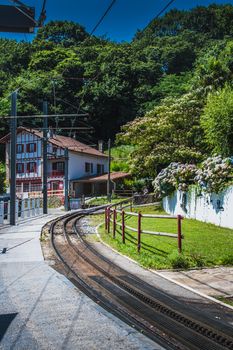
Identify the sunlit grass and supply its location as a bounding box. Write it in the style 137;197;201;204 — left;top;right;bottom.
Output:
94;205;233;270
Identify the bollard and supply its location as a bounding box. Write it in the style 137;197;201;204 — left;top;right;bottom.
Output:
137;212;142;253
113;209;116;238
122;210;125;244
177;214;182;253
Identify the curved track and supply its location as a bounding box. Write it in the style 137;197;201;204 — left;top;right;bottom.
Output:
49;209;233;350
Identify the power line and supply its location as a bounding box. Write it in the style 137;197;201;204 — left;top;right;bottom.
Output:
154;0;176;19
90;0;117;36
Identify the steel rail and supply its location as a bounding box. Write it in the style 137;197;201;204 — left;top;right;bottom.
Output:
49;212;177;350
49;210;233;350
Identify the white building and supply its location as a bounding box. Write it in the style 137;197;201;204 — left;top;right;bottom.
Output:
0;127;120;197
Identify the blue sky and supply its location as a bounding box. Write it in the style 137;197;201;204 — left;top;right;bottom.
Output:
1;0;233;42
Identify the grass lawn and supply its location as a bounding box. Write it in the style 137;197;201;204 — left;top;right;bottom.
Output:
93;205;233;270
87;196;129;206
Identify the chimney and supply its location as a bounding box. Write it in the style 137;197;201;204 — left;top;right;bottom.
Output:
48;127;54;139
98;140;103;153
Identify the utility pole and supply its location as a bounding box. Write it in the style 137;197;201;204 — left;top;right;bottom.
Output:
64;148;69;211
10;91;17;225
42;101;48;214
107;138;111;202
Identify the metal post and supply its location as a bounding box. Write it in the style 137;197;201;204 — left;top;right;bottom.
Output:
177;215;182;253
10;91;17;225
42;101;48;214
107;138;111;202
137;212;142;253
64;148;69;211
122;210;125;244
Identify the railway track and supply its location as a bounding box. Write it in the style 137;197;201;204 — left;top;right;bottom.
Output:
48;208;233;350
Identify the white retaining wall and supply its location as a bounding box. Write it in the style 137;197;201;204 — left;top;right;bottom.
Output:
162;186;233;229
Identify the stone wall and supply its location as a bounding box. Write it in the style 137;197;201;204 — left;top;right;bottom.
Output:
162;186;233;229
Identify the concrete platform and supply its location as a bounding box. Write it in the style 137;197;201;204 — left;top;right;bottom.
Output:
157;267;233;297
0;211;162;350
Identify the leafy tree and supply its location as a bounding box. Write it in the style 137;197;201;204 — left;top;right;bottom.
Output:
34;21;89;47
118;92;205;177
201;85;233;156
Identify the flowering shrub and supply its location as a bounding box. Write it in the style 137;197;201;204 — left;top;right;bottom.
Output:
195;156;232;193
153;162;197;198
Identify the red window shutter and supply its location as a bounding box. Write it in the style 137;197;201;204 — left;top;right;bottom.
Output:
26;144;30;153
27;163;30;173
22;163;24;173
22;144;24;153
34;162;37;172
34;143;37;152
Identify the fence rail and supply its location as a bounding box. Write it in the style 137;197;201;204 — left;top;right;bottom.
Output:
0;198;43;225
105;199;184;253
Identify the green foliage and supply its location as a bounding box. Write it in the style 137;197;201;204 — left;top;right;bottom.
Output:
48;196;63;208
168;251;190;269
0;162;6;193
118;92;205;177
96;204;233;269
110;145;134;172
1;5;233;168
34;21;89;47
201;85;233;155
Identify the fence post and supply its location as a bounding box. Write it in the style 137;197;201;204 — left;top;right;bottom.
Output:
113;209;116;238
177;214;182;253
105;207;108;230
21;199;25;219
0;201;4;224
122;210;125;244
15;200;19;223
107;208;110;233
130;200;132;212
27;199;30;218
137;212;142;253
32;199;35;216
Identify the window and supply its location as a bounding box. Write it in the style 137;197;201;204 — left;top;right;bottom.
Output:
23;183;29;192
27;162;37;173
16;163;24;174
85;162;93;173
52;162;64;172
16;144;24;154
26;143;36;153
97;164;105;174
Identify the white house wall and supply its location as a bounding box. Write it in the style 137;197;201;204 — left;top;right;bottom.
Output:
68;151;108;180
162;186;233;229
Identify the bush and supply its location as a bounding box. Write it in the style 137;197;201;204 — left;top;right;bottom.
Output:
195;156;232;193
48;196;63;208
153;162;197;198
168;251;190;269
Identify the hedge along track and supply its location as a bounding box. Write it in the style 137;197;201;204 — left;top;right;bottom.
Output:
50;208;233;350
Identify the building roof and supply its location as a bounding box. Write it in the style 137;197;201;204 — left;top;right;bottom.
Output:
71;172;130;183
0;127;108;158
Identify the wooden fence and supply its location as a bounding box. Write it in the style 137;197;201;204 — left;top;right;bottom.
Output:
105;201;184;253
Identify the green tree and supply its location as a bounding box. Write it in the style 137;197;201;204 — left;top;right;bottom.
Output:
118;92;205;177
201;85;233;156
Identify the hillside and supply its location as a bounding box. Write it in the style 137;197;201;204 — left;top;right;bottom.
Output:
0;4;233;174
